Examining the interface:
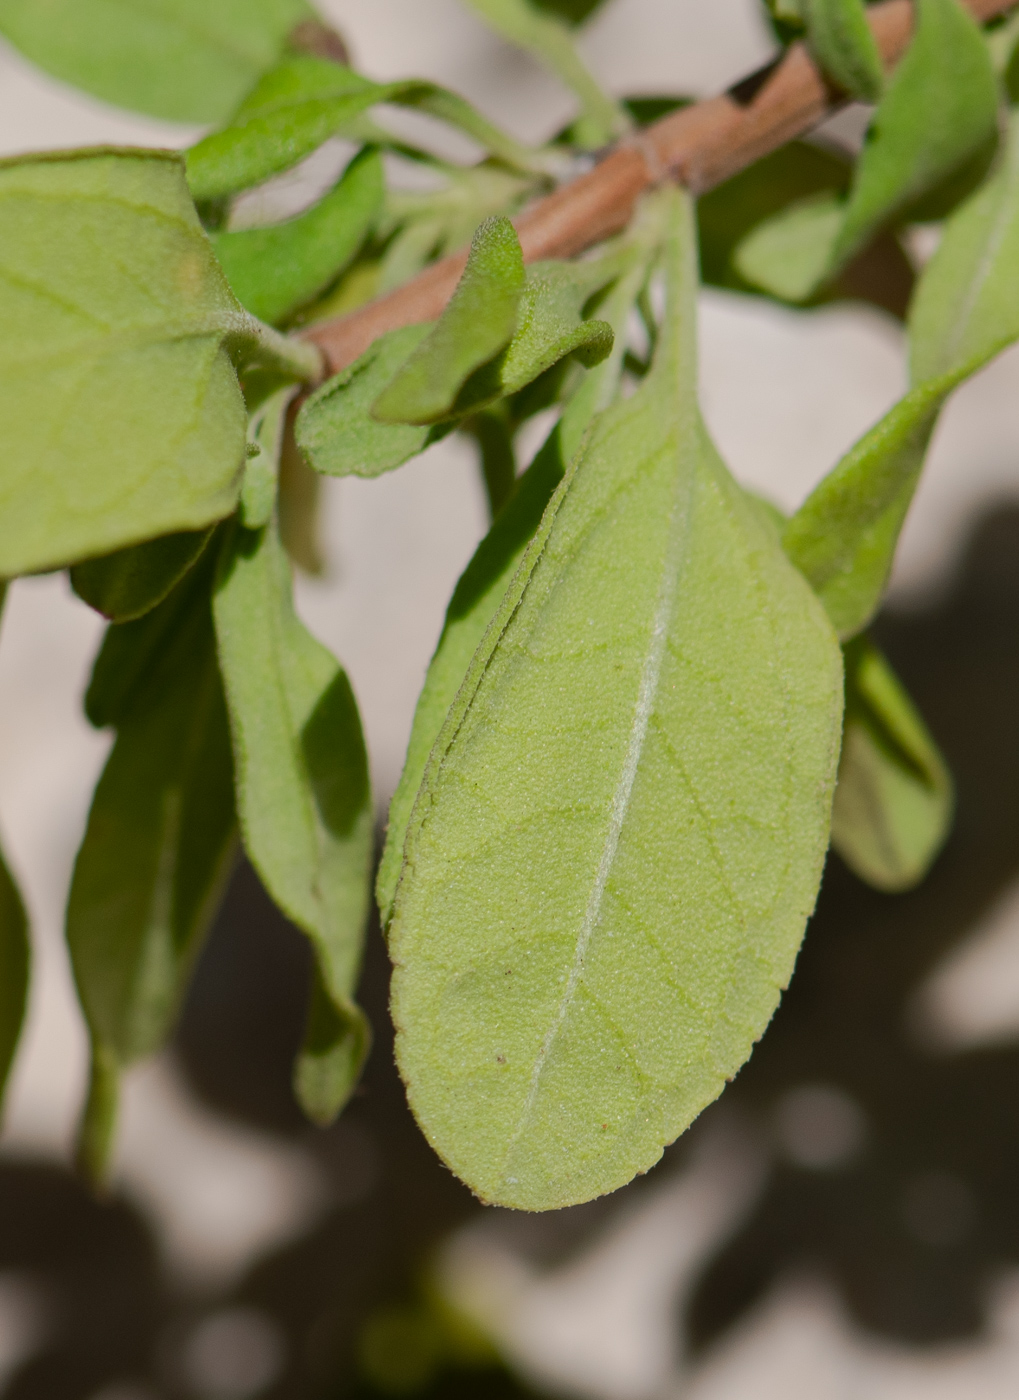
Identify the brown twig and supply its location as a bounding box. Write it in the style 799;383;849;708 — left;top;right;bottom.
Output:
304;0;1017;377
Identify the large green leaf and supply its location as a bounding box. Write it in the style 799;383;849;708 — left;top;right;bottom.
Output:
186;57;548;203
376;232;657;926
0;149;306;578
212;148;383;327
461;0;628;147
783;111;1019;638
831;636;952;891
373;216;525;426
388;188;843;1211
69;548;236;1180
803;0;884;101
214;518;373;1124
0;0;311;125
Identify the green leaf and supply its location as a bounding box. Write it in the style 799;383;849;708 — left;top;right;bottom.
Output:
737;0;999;301
186;57;549;203
240;387;293;530
461;0;629;147
388;188;843;1211
831;636;952;891
373;216;526;426
70;530;213;624
212;148;383;327
733;193;844;303
296;324;436;479
68;547;236;1179
0;587;30;1110
214;518;373;1125
697;141;850;289
0;0;311;125
0;149;258;577
803;0;884;102
784;111;1019;638
831;0;999;269
376;228;659;928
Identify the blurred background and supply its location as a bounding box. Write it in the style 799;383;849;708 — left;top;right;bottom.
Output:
3;0;1019;1395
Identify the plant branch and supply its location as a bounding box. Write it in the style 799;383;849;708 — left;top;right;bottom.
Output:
303;0;1017;377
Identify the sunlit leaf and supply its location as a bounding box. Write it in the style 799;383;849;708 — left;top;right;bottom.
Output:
734;193;843;303
0;0;311;124
0;149;300;577
296;324;435;479
784;112;1019;638
212;148;383;327
186;57;549;203
376;236;653;927
214;518;373;1124
831;636;953;891
373;216;525;426
69;549;236;1181
388;188;843;1211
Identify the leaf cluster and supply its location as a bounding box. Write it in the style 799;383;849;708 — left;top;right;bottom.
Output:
0;0;1015;1212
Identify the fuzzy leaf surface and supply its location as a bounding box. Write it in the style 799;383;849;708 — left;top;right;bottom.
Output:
71;530;213;624
214;520;373;1123
803;0;884;101
0;0;310;124
389;190;843;1211
377;244;653;925
186;57;545;202
784;113;1019;638
68;548;236;1177
0;149;253;576
213;148;382;326
831;637;952;891
296;324;434;479
373;216;525;426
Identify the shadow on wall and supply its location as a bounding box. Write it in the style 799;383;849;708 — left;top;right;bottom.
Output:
3;504;1019;1397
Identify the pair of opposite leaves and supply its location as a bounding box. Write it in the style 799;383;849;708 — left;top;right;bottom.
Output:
301;104;1019;1207
740;0;1001;304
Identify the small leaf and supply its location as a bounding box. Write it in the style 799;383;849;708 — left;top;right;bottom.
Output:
71;530;213;624
377;233;656;926
784;111;1019;638
831;0;999;269
186;57;548;203
296;324;435;479
214;518;373;1124
0;0;311;125
734;193;843;303
831;636;953;891
68;549;237;1179
0;149;257;576
388;188;843;1210
240;387;293;530
373;217;525;426
803;0;884;102
212;148;383;327
461;0;628;147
